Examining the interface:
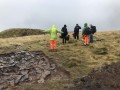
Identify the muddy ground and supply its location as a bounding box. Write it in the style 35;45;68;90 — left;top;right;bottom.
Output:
69;61;120;90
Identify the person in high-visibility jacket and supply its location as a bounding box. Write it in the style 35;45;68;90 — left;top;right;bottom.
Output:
45;25;63;51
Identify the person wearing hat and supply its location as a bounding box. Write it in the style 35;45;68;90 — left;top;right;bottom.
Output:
44;25;63;51
89;24;97;43
61;24;68;44
74;24;81;40
82;23;91;45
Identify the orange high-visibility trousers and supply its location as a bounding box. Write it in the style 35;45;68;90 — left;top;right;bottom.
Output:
50;40;56;49
84;35;89;45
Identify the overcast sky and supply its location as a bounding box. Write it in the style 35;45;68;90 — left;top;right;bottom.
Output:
0;0;120;31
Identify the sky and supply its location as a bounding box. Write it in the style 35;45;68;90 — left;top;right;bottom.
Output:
0;0;120;31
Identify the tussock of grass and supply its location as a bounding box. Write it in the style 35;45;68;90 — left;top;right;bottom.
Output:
92;47;108;55
65;57;82;68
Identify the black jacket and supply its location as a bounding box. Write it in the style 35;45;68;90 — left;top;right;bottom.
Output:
61;26;68;37
74;25;81;34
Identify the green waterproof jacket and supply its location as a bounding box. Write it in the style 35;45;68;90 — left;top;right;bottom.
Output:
82;23;90;35
45;25;62;40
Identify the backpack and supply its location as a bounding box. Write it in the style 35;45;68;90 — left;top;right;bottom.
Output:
91;26;96;34
83;27;91;35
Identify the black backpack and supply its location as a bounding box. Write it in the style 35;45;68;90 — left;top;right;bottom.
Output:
91;26;96;34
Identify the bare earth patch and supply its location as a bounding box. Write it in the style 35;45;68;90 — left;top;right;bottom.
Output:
70;61;120;90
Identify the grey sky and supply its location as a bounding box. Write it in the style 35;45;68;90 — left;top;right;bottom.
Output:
0;0;120;31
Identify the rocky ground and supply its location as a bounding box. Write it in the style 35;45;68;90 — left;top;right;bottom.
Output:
0;51;70;90
69;61;120;90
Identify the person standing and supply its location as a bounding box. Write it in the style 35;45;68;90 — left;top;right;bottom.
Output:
82;23;91;45
44;25;62;52
90;24;97;43
74;24;81;40
61;24;68;44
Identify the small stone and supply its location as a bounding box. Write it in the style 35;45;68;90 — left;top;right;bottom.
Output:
19;65;26;70
3;73;9;76
27;56;32;60
0;86;4;90
41;57;48;62
35;68;42;74
42;70;50;79
0;85;5;90
21;51;26;53
50;64;56;70
0;66;4;68
29;77;33;81
21;70;28;75
31;54;35;58
20;74;29;82
15;75;23;84
39;60;44;64
2;61;7;64
37;78;44;83
26;52;30;56
9;80;15;86
11;56;15;58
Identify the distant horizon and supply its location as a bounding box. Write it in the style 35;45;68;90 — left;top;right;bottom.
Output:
0;24;120;32
0;27;120;32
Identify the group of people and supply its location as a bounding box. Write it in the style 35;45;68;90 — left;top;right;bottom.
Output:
61;23;96;45
82;23;96;45
44;23;96;51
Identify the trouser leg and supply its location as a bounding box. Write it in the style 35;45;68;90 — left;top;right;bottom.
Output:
53;40;56;49
84;35;86;45
50;40;54;49
65;36;66;43
74;35;76;39
75;34;77;40
91;34;93;42
84;35;88;45
77;34;79;40
85;36;87;45
86;35;89;45
62;38;64;44
90;34;93;43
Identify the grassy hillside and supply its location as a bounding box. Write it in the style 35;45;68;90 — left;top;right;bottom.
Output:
0;30;120;90
0;28;46;38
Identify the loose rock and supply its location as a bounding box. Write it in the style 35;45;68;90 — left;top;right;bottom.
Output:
0;51;57;89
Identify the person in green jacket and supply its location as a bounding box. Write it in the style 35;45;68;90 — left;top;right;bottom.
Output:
45;25;62;52
82;23;91;45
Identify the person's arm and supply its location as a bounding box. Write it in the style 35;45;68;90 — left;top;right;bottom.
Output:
43;29;51;33
79;26;81;29
57;29;63;33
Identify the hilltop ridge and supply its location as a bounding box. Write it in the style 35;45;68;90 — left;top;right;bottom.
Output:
0;28;46;38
